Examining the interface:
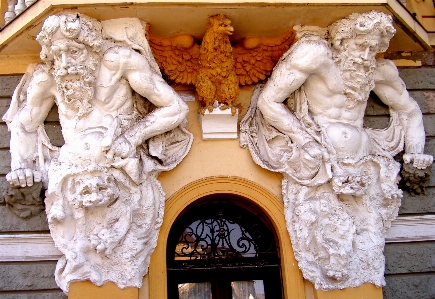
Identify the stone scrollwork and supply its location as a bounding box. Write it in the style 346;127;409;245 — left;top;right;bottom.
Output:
3;14;192;292
240;11;433;290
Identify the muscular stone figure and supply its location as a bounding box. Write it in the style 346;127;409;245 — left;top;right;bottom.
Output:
3;14;192;292
241;11;433;290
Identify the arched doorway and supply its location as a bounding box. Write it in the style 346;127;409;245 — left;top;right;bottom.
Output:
147;177;305;299
166;195;283;299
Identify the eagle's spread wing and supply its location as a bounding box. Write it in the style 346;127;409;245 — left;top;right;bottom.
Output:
146;24;200;85
233;28;296;85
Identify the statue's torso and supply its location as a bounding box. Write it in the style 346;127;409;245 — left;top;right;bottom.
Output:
56;60;136;142
301;53;373;160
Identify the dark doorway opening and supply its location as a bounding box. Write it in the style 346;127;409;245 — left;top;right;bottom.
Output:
167;195;283;299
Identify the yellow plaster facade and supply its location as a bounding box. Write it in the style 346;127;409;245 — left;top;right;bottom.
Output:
2;2;424;298
69;281;139;299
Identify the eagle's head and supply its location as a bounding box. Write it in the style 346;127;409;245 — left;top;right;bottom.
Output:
209;14;234;36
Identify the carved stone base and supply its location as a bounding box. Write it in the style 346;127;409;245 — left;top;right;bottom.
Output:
199;107;238;140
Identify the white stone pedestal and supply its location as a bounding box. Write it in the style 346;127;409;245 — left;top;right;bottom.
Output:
199;108;239;140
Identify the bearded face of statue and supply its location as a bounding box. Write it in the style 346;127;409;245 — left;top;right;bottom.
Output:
333;32;382;107
50;37;100;118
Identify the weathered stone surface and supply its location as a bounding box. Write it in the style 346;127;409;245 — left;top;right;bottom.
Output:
364;109;434;135
363;115;390;130
0;176;7;204
44;124;64;147
427;163;435;187
0;292;66;299
0;262;58;291
384;274;435;299
45;106;60;122
0;124;11;148
425;137;435;155
0;205;49;232
365;91;433;115
399;187;435;214
399;67;435;90
0;150;10;175
423;114;435;136
0;76;22;97
411;91;435;114
365;94;389;116
0;98;11;120
385;242;435;274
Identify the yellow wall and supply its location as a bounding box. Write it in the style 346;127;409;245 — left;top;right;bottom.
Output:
158;86;283;200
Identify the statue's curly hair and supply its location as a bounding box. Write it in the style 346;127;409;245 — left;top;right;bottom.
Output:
328;11;396;53
36;13;103;64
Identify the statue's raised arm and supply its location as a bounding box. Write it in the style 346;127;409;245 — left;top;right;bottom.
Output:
3;64;57;187
373;58;433;169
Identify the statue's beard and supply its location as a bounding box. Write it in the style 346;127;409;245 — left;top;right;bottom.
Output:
53;55;99;119
334;51;376;108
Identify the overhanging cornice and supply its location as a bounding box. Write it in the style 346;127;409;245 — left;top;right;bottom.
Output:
0;0;432;74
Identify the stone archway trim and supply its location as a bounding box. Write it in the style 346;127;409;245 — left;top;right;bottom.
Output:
147;176;305;299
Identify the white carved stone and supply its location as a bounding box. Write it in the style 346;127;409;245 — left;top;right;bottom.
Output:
4;0;17;24
200;102;239;139
14;0;26;15
3;13;192;293
24;0;36;7
240;11;433;290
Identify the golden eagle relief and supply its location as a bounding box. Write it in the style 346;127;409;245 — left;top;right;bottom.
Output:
146;14;296;115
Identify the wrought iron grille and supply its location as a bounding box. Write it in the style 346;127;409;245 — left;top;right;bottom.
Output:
167;197;279;269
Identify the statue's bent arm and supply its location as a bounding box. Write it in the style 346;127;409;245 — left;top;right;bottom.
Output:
104;47;189;151
373;59;433;168
257;41;328;146
18;69;56;132
7;68;56;186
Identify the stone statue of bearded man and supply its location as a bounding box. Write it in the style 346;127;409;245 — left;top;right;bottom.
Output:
241;11;433;290
3;13;192;293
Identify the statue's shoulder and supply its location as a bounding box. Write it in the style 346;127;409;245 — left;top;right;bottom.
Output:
374;58;400;84
29;64;55;89
102;46;136;71
281;38;331;73
286;25;331;62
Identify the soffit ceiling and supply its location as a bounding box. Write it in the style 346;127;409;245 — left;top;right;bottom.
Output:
0;1;431;74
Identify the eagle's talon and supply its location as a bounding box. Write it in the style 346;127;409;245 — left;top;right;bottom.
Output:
231;106;237;116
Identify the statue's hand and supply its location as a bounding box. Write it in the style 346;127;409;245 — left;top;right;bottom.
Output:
105;135;135;163
6;169;42;188
301;141;330;163
403;153;433;169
